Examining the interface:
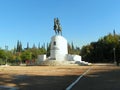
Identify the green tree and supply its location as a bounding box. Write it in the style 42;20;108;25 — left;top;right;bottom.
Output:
68;42;80;55
16;40;22;52
21;50;32;62
81;33;120;63
0;49;6;59
0;49;6;64
26;42;30;50
46;42;51;57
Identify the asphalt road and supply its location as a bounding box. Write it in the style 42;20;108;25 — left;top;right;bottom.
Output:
71;64;120;90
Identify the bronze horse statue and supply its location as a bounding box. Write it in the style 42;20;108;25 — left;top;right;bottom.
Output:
54;18;62;35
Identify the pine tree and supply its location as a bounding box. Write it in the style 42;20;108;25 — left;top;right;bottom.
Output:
27;42;29;50
16;40;22;52
32;43;36;49
19;41;22;52
16;40;20;52
41;43;45;49
46;42;51;57
71;42;74;50
38;42;40;49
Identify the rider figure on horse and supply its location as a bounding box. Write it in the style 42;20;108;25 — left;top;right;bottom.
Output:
54;18;62;35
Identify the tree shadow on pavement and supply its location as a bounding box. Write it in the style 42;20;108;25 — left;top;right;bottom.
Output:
0;74;78;90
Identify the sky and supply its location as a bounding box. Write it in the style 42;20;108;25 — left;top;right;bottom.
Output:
0;0;120;50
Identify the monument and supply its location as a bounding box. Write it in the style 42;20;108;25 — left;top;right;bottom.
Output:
37;18;90;65
50;18;67;61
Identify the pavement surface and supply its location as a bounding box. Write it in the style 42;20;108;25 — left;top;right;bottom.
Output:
0;65;90;90
0;64;120;90
71;64;120;90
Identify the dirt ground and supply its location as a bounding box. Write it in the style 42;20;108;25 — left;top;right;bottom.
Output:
0;65;91;90
0;64;120;90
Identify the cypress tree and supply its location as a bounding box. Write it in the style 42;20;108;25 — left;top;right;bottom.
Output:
27;42;29;50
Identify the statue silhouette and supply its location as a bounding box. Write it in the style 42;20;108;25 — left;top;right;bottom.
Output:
53;18;62;35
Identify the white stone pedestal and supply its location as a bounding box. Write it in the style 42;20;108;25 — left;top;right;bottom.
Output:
50;35;68;61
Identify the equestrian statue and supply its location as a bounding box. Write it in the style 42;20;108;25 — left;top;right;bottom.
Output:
53;18;62;35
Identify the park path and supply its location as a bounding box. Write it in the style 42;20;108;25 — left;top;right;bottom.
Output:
70;64;120;90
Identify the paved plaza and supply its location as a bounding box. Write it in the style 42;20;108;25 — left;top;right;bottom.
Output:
0;64;120;90
70;64;120;90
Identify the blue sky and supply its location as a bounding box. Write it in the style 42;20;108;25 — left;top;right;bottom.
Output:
0;0;120;49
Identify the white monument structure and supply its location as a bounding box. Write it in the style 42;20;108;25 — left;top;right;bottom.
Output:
50;35;68;61
37;18;90;65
